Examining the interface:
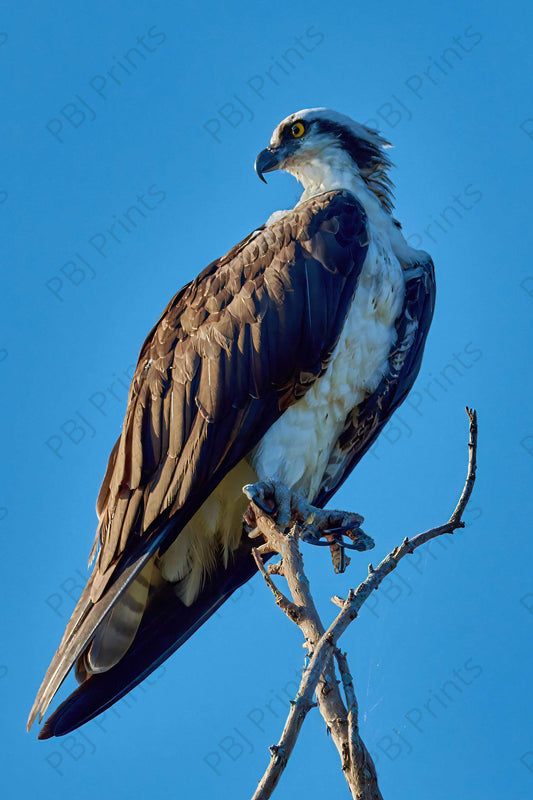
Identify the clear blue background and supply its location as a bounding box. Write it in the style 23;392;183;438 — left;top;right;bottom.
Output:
1;1;532;797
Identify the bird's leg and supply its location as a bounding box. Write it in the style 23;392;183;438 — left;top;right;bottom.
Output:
243;480;293;528
298;507;374;574
243;481;374;572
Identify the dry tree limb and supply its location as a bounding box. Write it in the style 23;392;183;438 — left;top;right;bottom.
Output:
249;524;382;800
247;408;478;800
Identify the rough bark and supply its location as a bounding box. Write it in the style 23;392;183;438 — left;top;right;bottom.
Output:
248;408;478;799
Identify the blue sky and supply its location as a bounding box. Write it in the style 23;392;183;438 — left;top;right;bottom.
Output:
1;0;532;797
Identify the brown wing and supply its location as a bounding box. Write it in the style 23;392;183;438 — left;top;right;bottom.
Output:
314;256;436;508
28;189;369;731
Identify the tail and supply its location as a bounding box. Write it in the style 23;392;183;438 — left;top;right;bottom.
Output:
37;537;259;738
80;562;155;676
27;522;174;733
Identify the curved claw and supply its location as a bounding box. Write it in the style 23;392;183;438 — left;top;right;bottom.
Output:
243;480;293;527
322;522;362;537
243;481;277;516
301;530;375;552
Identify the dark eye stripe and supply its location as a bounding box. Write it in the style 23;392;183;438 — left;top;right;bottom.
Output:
308;118;390;173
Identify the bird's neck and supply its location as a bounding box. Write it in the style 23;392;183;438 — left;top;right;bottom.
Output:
287;149;420;264
289;149;389;223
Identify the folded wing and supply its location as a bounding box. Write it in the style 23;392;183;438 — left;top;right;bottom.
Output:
28;190;370;733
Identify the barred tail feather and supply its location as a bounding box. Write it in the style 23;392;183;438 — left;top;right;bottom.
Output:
85;562;154;674
37;537;259;738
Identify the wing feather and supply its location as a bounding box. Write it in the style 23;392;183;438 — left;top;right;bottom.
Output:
28;190;369;732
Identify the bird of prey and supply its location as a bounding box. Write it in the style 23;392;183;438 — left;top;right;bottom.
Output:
28;108;435;738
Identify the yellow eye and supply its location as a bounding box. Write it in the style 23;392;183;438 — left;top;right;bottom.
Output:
290;121;306;138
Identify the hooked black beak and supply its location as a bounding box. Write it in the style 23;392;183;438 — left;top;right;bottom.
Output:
254;146;283;183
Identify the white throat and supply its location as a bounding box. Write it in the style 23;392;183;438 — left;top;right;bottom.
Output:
287;148;389;227
289;148;359;199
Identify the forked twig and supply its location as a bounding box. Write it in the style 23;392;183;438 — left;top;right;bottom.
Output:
249;408;478;799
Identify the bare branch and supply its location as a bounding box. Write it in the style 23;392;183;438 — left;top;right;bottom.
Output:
267;562;285;577
335;649;359;774
252;547;300;622
248;408;478;799
450;406;478;523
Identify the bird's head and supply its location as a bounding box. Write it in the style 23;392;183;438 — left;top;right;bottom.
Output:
255;107;394;213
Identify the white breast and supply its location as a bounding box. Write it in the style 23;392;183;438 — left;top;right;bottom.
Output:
251;224;405;500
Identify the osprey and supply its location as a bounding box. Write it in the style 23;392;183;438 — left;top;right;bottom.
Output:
28;108;435;738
